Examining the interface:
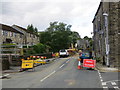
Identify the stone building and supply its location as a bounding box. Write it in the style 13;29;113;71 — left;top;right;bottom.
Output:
92;1;120;67
12;25;39;46
0;24;24;45
77;39;90;50
0;24;39;47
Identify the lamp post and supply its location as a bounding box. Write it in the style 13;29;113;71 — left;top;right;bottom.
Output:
103;12;110;67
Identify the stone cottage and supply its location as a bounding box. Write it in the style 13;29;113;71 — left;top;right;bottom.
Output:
0;24;24;45
12;25;39;47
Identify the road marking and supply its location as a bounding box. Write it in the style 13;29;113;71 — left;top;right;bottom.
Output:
4;74;10;76
97;70;120;89
99;74;102;77
105;80;120;83
97;70;104;82
103;86;108;88
66;61;69;63
114;86;119;89
59;64;65;68
40;71;56;82
111;82;117;85
0;74;10;79
102;82;106;86
101;79;103;82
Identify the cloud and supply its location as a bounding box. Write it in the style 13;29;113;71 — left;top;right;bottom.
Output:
1;0;101;38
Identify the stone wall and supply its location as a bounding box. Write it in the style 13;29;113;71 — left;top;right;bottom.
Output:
93;1;120;67
109;2;119;67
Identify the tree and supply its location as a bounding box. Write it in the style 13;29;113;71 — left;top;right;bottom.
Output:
40;21;73;52
39;21;81;52
40;31;52;47
33;43;49;54
69;31;81;47
27;24;34;32
27;24;38;33
34;27;38;33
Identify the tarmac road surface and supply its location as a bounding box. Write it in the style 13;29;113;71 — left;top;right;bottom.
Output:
2;56;119;89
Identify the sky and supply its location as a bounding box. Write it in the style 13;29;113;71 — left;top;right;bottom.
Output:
0;0;101;38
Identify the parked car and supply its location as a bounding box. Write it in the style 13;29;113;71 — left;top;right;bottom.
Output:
59;49;69;57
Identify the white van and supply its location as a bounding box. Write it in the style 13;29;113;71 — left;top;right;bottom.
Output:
59;49;69;57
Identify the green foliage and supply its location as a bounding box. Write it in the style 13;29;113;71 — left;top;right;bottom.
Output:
2;43;16;47
34;27;38;33
24;49;36;55
40;21;80;52
27;24;38;33
33;43;48;54
69;31;80;45
23;43;48;55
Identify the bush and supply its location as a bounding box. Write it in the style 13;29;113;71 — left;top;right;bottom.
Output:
33;43;47;54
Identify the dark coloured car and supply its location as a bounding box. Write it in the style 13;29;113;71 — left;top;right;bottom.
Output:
79;52;93;63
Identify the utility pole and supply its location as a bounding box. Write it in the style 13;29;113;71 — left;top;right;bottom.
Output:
103;12;110;67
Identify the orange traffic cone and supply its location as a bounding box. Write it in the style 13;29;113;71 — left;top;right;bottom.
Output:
78;61;82;69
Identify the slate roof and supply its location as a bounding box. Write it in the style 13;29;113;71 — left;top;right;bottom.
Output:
13;25;39;36
0;24;24;34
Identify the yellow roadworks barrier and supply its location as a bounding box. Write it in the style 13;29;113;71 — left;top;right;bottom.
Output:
21;60;34;69
34;59;46;64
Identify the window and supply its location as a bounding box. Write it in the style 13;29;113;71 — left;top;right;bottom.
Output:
14;33;17;37
6;31;8;36
10;32;13;37
3;31;8;36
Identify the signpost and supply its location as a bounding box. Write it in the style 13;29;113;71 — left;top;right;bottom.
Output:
83;59;96;68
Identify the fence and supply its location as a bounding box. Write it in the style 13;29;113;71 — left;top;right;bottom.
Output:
1;44;53;70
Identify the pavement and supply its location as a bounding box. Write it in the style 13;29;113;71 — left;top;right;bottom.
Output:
96;62;120;72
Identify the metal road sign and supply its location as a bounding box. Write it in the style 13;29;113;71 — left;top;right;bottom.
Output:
83;59;96;68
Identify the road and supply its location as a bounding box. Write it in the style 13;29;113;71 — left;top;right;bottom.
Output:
2;55;120;89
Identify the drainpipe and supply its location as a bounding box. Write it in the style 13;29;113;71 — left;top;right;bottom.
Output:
103;12;110;67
